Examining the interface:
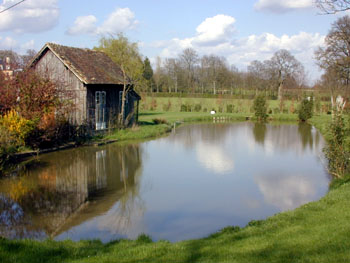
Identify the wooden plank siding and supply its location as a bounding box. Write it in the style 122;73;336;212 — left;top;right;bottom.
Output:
33;49;87;125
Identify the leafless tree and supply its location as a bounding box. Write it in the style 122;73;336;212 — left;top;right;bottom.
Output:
315;0;350;14
315;15;350;95
269;49;305;100
179;48;199;93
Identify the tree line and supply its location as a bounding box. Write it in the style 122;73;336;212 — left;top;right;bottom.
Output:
146;48;306;99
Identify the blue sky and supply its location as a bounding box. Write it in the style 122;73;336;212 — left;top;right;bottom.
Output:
0;0;341;82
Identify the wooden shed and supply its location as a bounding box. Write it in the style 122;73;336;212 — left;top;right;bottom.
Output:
30;43;141;130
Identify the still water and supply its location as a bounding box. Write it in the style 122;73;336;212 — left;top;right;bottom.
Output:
0;122;330;242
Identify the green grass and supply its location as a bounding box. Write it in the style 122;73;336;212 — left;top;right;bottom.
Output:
103;122;172;142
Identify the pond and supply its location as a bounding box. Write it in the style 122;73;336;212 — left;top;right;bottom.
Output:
0;122;330;242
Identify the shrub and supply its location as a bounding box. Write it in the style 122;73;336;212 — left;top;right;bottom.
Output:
0;110;34;146
0;125;18;171
298;96;313;121
226;104;234;113
136;233;153;244
324;114;349;178
194;104;201;112
150;98;157;111
273;108;280;114
162;100;172;112
180;104;187;112
152;118;168;124
253;95;268;122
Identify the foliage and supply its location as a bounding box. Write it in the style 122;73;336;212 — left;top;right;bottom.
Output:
253;94;268;122
0;110;34;146
194;103;202;112
95;34;144;126
324;114;349;178
0;125;18;171
142;57;153;81
226;104;234;113
152;118;168;124
298;96;314;121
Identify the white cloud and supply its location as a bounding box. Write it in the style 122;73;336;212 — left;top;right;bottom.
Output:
154;14;325;81
0;0;59;33
193;15;236;46
67;8;138;36
196;142;234;175
66;15;97;35
97;8;138;35
254;0;313;13
255;173;316;210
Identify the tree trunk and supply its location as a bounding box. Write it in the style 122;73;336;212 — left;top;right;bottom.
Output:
278;81;283;100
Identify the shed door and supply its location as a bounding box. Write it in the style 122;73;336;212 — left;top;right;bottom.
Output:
95;91;106;130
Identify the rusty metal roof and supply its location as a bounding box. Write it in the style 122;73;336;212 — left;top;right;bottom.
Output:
31;43;127;85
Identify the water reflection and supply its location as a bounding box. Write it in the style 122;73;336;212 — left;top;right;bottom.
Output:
0;143;142;240
254;172;317;210
0;122;330;242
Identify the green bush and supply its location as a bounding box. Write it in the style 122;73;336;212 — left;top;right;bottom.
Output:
226;104;234;113
194;104;202;112
180;104;187;112
324;114;349;178
0;126;19;172
253;95;268;122
298;96;314;121
153;118;168;125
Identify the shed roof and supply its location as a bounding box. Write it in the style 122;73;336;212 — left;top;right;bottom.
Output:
31;43;127;85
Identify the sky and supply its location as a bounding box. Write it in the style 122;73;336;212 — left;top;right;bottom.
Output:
0;0;344;82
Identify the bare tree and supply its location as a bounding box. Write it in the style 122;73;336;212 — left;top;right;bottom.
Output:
179;48;199;93
269;49;305;100
315;0;350;14
315;15;350;89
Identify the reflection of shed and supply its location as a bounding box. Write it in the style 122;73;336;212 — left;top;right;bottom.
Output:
30;43;140;130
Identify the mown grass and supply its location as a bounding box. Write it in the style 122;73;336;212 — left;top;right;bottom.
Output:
103;122;172;142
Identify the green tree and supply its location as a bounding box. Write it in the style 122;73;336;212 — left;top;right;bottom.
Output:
253;94;268;122
143;57;154;92
95;33;144;127
143;57;153;81
298;96;314;122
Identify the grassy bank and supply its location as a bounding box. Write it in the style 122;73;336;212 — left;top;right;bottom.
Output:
2;110;350;262
102;122;172;142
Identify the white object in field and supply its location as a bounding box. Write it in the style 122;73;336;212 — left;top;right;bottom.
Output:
210;110;216;115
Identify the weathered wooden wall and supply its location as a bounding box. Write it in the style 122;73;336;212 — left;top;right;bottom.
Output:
33;49;87;125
